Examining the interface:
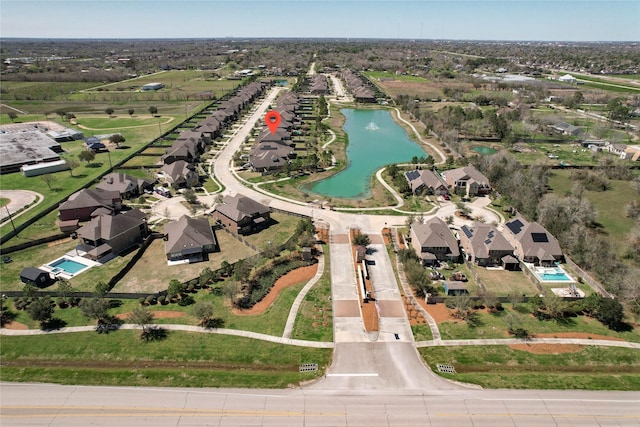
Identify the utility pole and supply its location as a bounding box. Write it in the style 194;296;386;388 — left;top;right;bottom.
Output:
5;206;17;236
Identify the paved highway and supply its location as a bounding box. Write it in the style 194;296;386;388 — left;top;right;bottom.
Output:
2;382;638;426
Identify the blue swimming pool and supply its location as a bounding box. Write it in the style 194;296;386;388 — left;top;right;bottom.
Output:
533;266;573;282
48;257;89;275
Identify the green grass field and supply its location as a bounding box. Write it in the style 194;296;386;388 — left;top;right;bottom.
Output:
420;345;640;390
547;169;639;257
0;331;331;388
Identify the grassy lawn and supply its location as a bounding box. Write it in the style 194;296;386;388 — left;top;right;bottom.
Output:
114;230;256;294
437;305;640;342
292;245;333;342
547;170;640;258
364;71;430;83
0;331;331;388
241;212;301;250
474;267;539;296
0;237;77;292
419;345;640;390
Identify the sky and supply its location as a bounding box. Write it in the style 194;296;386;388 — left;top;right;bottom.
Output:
1;0;638;42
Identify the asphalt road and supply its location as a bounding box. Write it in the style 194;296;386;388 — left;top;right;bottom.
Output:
2;382;638;426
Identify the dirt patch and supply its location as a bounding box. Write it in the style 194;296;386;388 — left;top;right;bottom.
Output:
421;301;451;324
532;332;625;341
509;343;585;354
232;264;318;316
115;310;186;320
2;321;28;330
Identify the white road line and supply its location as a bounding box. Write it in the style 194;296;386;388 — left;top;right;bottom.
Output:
326;373;379;377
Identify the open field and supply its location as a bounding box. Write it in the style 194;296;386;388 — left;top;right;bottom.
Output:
547;169;640;258
0;331;331;388
420;345;640;390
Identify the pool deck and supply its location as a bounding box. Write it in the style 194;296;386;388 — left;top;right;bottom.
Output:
40;251;99;280
525;262;576;284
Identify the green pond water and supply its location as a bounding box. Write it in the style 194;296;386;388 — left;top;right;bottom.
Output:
309;109;427;199
471;146;497;155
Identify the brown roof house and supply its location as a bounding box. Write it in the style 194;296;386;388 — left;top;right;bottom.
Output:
442;165;491;197
459;223;517;269
249;141;294;173
503;217;563;266
164;215;218;264
213;194;271;235
59;188;122;222
76;208;148;262
409;217;460;266
405;170;449;196
96;172;153;199
160;160;199;188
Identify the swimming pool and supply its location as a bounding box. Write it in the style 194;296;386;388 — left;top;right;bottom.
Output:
532;265;573;282
45;256;92;277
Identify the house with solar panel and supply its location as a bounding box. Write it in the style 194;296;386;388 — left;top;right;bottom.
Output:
404;169;449;196
459;223;519;270
502;217;563;266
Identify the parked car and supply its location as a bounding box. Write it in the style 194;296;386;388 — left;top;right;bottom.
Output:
154;187;172;198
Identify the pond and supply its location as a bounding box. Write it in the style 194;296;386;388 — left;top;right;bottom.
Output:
309;109;427;199
471;146;497;155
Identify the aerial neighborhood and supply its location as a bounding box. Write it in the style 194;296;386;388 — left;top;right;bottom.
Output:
0;37;639;397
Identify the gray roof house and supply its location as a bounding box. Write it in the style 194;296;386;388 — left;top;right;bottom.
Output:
58;188;122;222
249;141;294;173
96;172;153;199
459;223;516;268
160;160;199;188
405;170;449;195
212;194;271;235
164;215;218;264
409;217;460;266
76;208;149;262
442;165;491;196
503;217;563;266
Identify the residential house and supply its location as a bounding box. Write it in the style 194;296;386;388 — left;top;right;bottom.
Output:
550;122;581;136
503;217;563;266
164;215;218;264
59;188;122;222
160;160;199;188
405;170;448;196
213;194;271;235
249;141;294;173
76;209;149;261
622;145;640;161
20;267;55;287
442;165;491;196
409;217;460;266
162;138;199;164
459;223;517;268
96;172;153;199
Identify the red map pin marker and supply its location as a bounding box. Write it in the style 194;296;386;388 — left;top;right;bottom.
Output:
265;110;281;135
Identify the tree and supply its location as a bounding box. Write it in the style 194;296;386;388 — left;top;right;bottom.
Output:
606;98;630;122
56;279;74;306
66;158;79;177
128;306;154;337
79;298;110;325
222;280;239;304
352;233;371;247
105;107;115;118
95;281;110;299
109;134;125;148
7;111;17;122
192;301;215;327
40;174;55;190
128;108;135;117
27;297;54;327
219;260;233;277
167;279;185;300
56;110;67;121
65;113;76;122
183;188;197;204
148;106;158;116
78;150;95;165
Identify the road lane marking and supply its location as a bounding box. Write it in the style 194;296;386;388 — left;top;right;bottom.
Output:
326;373;379;377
